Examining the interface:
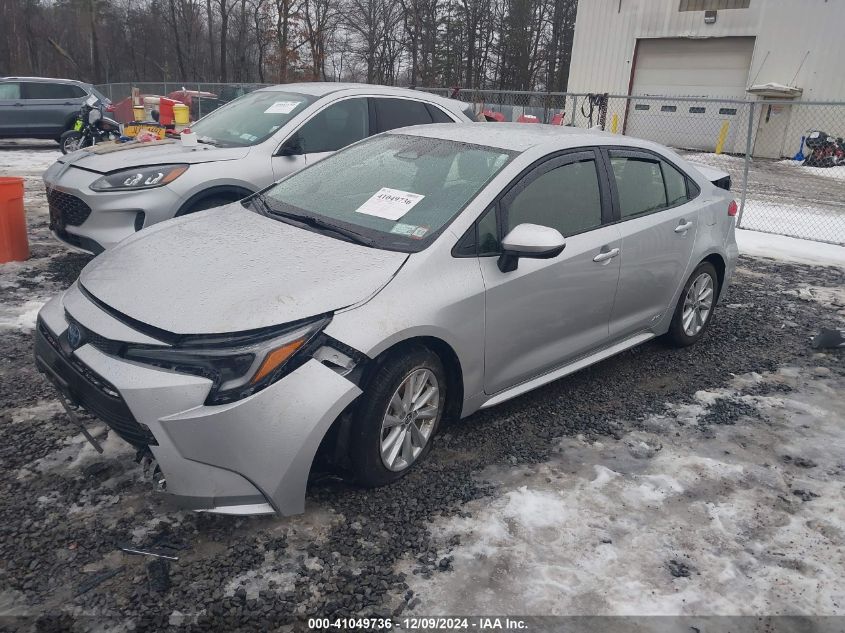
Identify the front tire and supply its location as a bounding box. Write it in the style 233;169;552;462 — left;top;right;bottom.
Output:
666;262;718;347
349;347;446;487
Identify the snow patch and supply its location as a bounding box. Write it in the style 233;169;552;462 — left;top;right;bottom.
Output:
401;368;845;615
0;299;47;331
736;229;845;267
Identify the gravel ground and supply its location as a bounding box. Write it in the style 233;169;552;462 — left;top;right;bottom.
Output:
0;142;843;631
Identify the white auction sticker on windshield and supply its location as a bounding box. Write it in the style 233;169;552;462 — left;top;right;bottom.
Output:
355;188;425;221
264;101;301;114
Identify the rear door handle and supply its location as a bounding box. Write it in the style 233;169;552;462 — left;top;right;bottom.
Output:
674;221;694;233
593;247;620;263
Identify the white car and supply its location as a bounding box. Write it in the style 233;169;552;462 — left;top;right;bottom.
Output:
36;123;738;517
42;83;473;253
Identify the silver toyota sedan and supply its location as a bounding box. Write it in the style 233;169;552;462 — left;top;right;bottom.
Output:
42;83;472;253
35;123;738;516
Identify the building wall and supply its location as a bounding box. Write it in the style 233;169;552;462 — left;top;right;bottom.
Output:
567;0;845;102
567;0;845;157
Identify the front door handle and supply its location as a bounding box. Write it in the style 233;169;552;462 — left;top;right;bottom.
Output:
674;220;694;234
593;247;620;263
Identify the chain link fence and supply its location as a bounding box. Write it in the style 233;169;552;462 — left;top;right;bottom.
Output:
422;88;845;246
95;82;271;120
94;83;845;246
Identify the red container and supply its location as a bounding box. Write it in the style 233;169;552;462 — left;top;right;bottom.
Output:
158;98;176;126
0;177;29;263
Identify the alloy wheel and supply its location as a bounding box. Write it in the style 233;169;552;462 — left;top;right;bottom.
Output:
379;368;439;472
682;272;714;336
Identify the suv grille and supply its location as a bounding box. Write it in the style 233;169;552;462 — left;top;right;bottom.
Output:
48;189;92;227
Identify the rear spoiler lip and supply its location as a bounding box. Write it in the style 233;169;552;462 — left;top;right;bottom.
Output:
691;164;732;191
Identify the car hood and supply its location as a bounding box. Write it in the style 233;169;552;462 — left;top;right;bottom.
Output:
79;205;408;335
59;140;251;173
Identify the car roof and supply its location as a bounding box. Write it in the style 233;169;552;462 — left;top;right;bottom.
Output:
256;82;466;110
395;122;671;154
1;76;90;86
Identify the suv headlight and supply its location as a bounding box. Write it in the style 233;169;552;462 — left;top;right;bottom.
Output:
122;315;330;405
90;164;188;191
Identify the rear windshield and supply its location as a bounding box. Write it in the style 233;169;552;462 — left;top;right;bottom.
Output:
190;90;315;147
260;133;514;252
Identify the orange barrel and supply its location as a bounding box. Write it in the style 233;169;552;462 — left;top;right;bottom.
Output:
0;177;29;263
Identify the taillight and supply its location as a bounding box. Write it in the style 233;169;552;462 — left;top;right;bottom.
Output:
728;200;738;216
105;104;115;112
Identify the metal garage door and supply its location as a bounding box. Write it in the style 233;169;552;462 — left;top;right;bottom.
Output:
626;37;755;152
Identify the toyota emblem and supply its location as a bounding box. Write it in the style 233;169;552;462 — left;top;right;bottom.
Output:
67;323;83;349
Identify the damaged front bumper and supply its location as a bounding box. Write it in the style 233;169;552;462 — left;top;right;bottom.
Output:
34;289;363;516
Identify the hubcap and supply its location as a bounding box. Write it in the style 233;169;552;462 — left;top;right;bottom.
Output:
65;137;83;152
379;368;439;472
682;273;714;336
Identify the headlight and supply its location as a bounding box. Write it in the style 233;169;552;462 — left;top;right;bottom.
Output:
90;164;188;191
122;315;330;405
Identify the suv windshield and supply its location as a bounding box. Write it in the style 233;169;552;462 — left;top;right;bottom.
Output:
259;134;513;251
190;90;314;147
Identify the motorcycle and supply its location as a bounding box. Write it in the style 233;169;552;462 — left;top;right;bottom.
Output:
60;95;122;154
803;130;845;168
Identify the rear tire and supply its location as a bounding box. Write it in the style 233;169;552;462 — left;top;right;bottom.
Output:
349;347;446;488
59;130;86;154
666;262;718;347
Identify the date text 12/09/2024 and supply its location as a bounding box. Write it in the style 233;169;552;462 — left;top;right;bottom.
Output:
307;617;529;630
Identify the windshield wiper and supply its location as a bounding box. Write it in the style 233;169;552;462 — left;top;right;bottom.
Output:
249;194;375;247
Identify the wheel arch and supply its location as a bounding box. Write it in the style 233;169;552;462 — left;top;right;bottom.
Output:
315;334;466;473
367;335;465;422
175;185;254;217
700;251;726;294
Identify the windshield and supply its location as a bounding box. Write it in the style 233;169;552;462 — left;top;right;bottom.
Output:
190;90;314;147
259;134;513;252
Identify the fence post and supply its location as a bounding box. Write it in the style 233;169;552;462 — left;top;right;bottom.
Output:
737;101;756;227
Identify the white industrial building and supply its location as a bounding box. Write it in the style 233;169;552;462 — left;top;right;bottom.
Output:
567;0;845;157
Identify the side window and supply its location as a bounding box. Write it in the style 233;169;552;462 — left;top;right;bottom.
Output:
425;103;454;123
477;206;499;255
23;82;82;99
0;83;21;99
504;157;603;237
295;98;368;154
661;160;689;206
609;153;667;218
374;98;433;133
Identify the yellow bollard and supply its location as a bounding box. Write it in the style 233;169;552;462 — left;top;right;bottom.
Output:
610;113;618;134
714;120;730;154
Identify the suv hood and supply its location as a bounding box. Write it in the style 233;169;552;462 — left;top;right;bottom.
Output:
79;205;408;335
59;140;250;174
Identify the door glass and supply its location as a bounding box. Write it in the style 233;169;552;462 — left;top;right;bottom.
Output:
296;98;369;154
504;158;603;237
661;160;689;206
426;103;454;123
0;83;21;99
477;207;499;255
374;98;433;132
23;82;82;99
609;154;668;218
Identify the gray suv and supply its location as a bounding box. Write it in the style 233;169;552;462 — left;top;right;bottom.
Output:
0;77;108;142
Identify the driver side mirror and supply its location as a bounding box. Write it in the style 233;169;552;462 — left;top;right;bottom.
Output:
497;223;566;273
278;134;304;157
